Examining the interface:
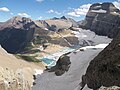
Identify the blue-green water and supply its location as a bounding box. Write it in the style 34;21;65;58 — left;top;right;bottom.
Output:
41;47;76;67
42;58;54;65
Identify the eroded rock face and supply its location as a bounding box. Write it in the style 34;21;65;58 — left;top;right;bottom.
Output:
0;67;31;90
80;2;120;38
0;27;35;53
81;32;120;90
45;16;79;31
0;16;40;53
46;54;71;76
0;16;37;30
34;20;51;30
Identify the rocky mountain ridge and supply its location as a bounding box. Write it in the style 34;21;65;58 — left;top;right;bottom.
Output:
0;16;38;30
78;2;120;90
35;16;79;31
80;2;120;38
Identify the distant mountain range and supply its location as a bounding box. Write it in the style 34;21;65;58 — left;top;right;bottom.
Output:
0;15;79;31
0;2;120;54
0;15;80;53
34;16;79;31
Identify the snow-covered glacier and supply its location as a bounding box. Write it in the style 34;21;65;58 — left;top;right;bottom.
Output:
33;28;112;90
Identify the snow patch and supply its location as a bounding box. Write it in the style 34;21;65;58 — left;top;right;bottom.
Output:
81;44;108;50
34;69;43;76
90;9;107;13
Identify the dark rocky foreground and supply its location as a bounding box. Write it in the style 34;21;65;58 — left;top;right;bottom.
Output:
80;2;120;38
81;29;120;90
79;2;120;90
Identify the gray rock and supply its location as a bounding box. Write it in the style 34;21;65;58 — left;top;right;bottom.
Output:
47;54;71;76
0;16;38;53
81;31;120;90
80;2;120;38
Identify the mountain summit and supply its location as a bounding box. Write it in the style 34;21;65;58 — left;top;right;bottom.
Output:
60;16;68;20
0;16;38;30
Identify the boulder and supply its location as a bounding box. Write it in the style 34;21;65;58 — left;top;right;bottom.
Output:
47;54;71;76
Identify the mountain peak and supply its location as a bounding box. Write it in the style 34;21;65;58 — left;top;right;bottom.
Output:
51;16;67;20
60;16;67;20
52;17;59;20
10;16;32;22
0;16;37;30
89;2;119;13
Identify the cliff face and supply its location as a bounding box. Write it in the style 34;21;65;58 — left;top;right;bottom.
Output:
0;27;35;53
81;30;120;90
80;2;120;38
0;16;40;53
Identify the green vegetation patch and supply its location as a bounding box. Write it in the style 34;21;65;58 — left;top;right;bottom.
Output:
15;54;41;63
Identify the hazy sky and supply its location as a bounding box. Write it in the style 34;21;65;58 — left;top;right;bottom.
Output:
0;0;119;22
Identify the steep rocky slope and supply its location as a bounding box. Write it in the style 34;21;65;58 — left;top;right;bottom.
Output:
0;16;39;53
36;16;79;31
81;27;120;90
0;46;44;90
0;27;35;53
80;2;120;38
34;20;51;30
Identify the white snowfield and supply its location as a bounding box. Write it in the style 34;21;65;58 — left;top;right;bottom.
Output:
90;9;107;13
80;44;108;50
34;69;43;76
33;28;112;90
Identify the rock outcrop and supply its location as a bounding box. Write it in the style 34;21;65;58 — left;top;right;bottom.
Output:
80;2;120;38
81;30;120;90
46;53;71;76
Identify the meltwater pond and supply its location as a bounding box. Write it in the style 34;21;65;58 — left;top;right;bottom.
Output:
41;47;75;67
42;58;53;65
41;58;56;67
